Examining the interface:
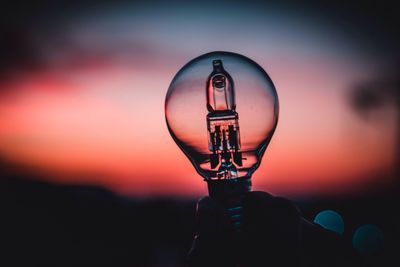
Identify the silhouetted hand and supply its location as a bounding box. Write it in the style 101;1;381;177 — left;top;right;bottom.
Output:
187;191;357;267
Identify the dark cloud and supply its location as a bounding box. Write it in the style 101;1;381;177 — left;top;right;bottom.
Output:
1;0;399;74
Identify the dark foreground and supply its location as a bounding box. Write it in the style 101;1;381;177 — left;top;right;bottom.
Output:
0;177;398;267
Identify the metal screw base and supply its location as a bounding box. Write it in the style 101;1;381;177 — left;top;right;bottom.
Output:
207;178;251;232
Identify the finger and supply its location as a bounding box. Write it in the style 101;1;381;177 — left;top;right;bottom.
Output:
196;196;230;234
187;196;234;267
240;191;302;266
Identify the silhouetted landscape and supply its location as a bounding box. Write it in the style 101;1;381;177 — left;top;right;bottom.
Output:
1;173;398;266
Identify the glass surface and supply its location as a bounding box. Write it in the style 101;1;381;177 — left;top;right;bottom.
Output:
165;51;279;181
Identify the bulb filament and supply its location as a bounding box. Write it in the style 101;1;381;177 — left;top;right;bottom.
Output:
206;60;243;179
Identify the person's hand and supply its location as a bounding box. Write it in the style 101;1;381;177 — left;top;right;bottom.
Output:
187;191;355;267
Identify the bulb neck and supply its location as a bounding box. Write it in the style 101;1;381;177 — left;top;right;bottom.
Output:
207;177;251;199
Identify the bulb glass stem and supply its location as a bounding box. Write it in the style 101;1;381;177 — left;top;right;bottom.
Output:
206;60;243;179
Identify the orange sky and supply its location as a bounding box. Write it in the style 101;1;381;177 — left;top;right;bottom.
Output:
0;3;397;197
0;55;396;197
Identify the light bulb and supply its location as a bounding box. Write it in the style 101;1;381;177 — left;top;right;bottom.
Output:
165;51;278;200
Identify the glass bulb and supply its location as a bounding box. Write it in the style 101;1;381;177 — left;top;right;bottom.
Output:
165;51;279;194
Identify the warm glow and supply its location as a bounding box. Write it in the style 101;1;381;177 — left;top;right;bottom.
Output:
0;55;396;198
0;4;396;197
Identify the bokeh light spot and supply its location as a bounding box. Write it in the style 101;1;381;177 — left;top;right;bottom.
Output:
352;224;384;256
314;210;344;235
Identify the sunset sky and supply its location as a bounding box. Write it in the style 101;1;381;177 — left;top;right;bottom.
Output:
0;1;398;198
